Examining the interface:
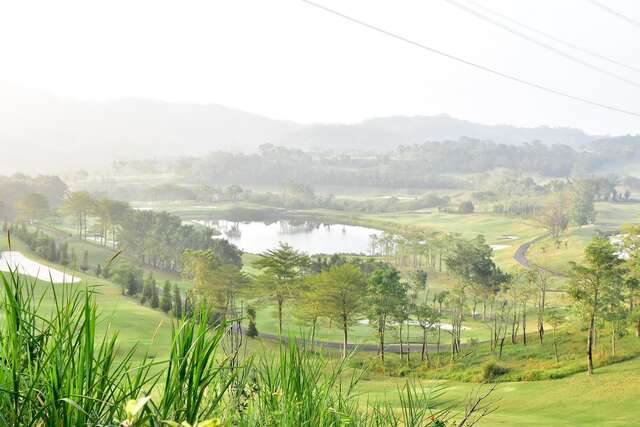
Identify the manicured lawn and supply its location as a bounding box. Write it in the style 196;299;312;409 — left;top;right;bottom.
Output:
528;201;640;275
360;356;640;426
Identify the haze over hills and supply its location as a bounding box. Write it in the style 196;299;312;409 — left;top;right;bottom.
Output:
281;115;598;150
1;82;605;175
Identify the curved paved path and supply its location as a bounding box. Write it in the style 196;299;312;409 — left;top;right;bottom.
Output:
513;234;568;279
247;330;463;354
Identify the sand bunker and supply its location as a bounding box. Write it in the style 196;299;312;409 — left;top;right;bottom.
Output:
490;244;510;251
0;251;80;283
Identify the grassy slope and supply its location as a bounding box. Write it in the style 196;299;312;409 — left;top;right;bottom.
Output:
362;357;640;426
527;202;640;274
0;232;175;360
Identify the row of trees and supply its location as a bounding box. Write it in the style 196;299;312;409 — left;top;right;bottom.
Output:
5;223;89;271
56;192;242;272
105;264;185;317
181;238;522;363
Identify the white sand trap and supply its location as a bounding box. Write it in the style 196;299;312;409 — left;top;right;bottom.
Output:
498;235;518;240
0;251;80;283
490;244;510;251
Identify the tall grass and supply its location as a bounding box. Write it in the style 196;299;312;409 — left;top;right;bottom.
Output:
0;269;495;426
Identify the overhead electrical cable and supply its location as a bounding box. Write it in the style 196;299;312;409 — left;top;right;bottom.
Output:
299;0;640;118
466;0;640;74
587;0;640;30
443;0;640;89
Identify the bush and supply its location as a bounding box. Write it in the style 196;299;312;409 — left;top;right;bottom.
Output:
458;200;475;214
481;361;509;381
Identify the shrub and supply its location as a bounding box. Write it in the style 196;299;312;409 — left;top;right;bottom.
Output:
481;361;509;381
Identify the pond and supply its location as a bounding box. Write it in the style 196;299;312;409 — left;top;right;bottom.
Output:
192;219;383;255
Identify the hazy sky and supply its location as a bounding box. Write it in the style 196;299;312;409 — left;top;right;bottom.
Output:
2;0;640;135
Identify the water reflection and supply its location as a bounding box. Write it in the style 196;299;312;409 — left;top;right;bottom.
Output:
193;219;382;255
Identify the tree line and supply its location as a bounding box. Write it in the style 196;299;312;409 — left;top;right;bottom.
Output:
56;192;242;273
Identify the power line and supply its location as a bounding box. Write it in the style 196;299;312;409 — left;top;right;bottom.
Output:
299;0;640;118
587;0;640;29
466;0;640;74
444;0;640;89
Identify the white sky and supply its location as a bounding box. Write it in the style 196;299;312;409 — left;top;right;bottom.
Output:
1;0;640;135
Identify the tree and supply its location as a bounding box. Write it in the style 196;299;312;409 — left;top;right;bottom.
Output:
458;201;475;214
141;273;155;304
517;269;538;346
316;264;367;358
547;309;566;363
366;267;406;362
445;236;504;357
14;193;49;221
568;237;624;375
569;180;597;226
246;306;259;338
434;291;449;359
252;243;310;337
183;249;247;320
70;248;77;271
161;280;173;313
60;242;69;266
59;191;94;239
95;264;102;277
292;274;324;349
539;193;569;238
412;270;428;301
80;250;89;272
414;302;439;365
111;263;143;296
150;283;160;309
173;285;182;318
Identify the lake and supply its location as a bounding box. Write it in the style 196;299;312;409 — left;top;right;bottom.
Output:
193;219;383;255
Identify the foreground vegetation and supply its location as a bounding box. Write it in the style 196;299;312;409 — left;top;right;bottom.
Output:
0;269;500;426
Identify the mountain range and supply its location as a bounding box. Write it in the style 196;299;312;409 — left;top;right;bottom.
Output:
1;82;604;174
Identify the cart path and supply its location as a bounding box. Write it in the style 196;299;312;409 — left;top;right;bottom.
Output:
513;234;568;279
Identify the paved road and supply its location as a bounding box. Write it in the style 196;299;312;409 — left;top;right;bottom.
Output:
513;234;568;278
247;330;459;354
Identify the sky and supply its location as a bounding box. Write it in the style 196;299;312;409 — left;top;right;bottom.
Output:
1;0;640;135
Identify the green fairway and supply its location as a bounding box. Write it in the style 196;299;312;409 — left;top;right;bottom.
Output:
360;356;640;426
0;233;174;361
527;201;640;275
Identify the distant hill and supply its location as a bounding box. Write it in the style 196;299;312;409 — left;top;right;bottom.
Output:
277;115;597;150
0;82;603;174
0;83;300;174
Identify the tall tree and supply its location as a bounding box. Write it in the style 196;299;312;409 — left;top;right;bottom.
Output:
292;274;324;349
366;266;406;362
415;302;439;365
80;250;89;272
150;283;160;309
316;264;367;358
160;280;173;313
172;285;182;318
183;249;247;320
252;243;310;337
568;237;624;375
59;191;94;239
